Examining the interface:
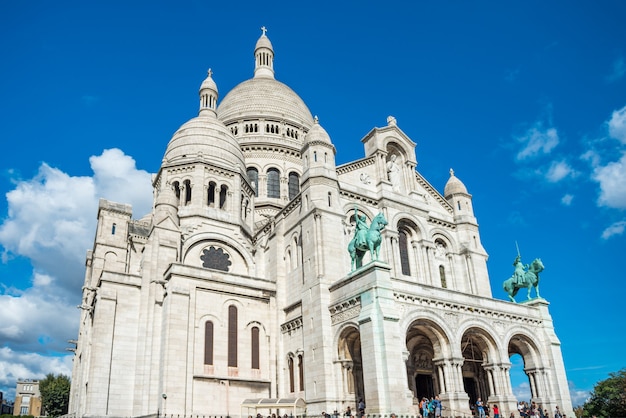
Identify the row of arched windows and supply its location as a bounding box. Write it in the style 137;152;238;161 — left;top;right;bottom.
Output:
246;168;300;200
229;122;300;138
171;180;229;209
287;354;305;392
204;306;260;370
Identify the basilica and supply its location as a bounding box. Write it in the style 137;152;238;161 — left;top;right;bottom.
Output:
68;29;573;418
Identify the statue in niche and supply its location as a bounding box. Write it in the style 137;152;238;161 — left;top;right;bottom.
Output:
387;154;402;192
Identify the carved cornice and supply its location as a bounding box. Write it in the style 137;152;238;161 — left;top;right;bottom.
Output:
415;173;453;214
204;166;235;178
338;190;379;207
329;296;362;325
336;157;376;175
241;144;301;159
394;292;543;326
280;316;303;334
427;217;457;230
167;165;196;175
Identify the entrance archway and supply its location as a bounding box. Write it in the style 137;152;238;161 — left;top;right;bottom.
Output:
338;326;365;405
405;318;451;402
460;328;497;407
508;334;549;405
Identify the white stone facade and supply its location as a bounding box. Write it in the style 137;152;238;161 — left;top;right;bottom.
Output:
68;30;573;418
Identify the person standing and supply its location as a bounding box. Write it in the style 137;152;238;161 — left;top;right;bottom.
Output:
432;395;442;418
476;398;486;418
554;406;562;418
492;404;500;418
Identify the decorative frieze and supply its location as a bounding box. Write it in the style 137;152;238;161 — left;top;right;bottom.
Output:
329;296;362;325
280;317;303;334
394;292;543;326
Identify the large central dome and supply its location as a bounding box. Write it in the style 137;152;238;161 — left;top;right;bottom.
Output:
217;29;314;130
218;77;314;128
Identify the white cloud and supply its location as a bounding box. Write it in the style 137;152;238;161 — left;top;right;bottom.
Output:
0;148;153;399
512;381;531;402
593;153;626;209
607;105;626;144
0;149;153;297
569;380;591;407
515;126;559;161
545;160;576;182
561;194;574;206
0;346;73;402
601;220;626;239
0;286;79;352
606;56;626;83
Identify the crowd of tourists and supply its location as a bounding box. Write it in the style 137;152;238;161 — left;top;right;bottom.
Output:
312;397;567;418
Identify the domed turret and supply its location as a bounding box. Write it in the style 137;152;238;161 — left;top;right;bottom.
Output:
444;168;468;197
163;70;244;170
254;26;274;79
444;168;474;218
304;116;333;145
199;69;218;116
301;116;337;184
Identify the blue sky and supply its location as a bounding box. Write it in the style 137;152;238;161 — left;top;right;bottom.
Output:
1;0;625;406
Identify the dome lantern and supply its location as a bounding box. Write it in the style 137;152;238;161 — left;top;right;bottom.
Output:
254;26;274;79
199;68;218;116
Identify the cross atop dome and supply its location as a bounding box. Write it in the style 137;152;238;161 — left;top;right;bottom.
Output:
254;26;275;79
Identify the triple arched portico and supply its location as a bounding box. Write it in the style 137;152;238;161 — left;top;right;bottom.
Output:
329;262;567;418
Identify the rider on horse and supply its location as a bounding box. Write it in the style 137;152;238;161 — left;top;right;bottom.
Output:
513;255;527;285
353;206;368;248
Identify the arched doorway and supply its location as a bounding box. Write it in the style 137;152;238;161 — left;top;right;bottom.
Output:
338;326;365;405
508;334;550;406
460;328;497;408
405;319;451;403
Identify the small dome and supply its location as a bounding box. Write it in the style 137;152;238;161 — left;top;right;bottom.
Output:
304;117;332;144
444;168;468;197
217;77;314;129
255;33;273;51
200;69;217;92
164;115;245;169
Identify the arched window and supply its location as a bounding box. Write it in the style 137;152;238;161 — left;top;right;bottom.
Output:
111;223;116;235
228;305;237;367
219;185;228;209
267;168;280;198
288;357;295;393
172;181;181;202
251;327;260;369
439;265;447;288
208;182;216;207
399;229;411;275
204;321;214;365
298;354;304;391
288;172;300;200
184;180;192;205
247;168;258;197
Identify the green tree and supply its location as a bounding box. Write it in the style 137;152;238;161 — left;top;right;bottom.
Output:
583;368;626;418
39;373;71;418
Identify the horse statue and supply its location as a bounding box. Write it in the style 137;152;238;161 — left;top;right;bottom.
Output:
348;209;388;271
503;258;545;302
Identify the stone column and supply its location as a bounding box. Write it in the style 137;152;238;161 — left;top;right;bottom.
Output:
357;264;412;414
410;241;422;281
